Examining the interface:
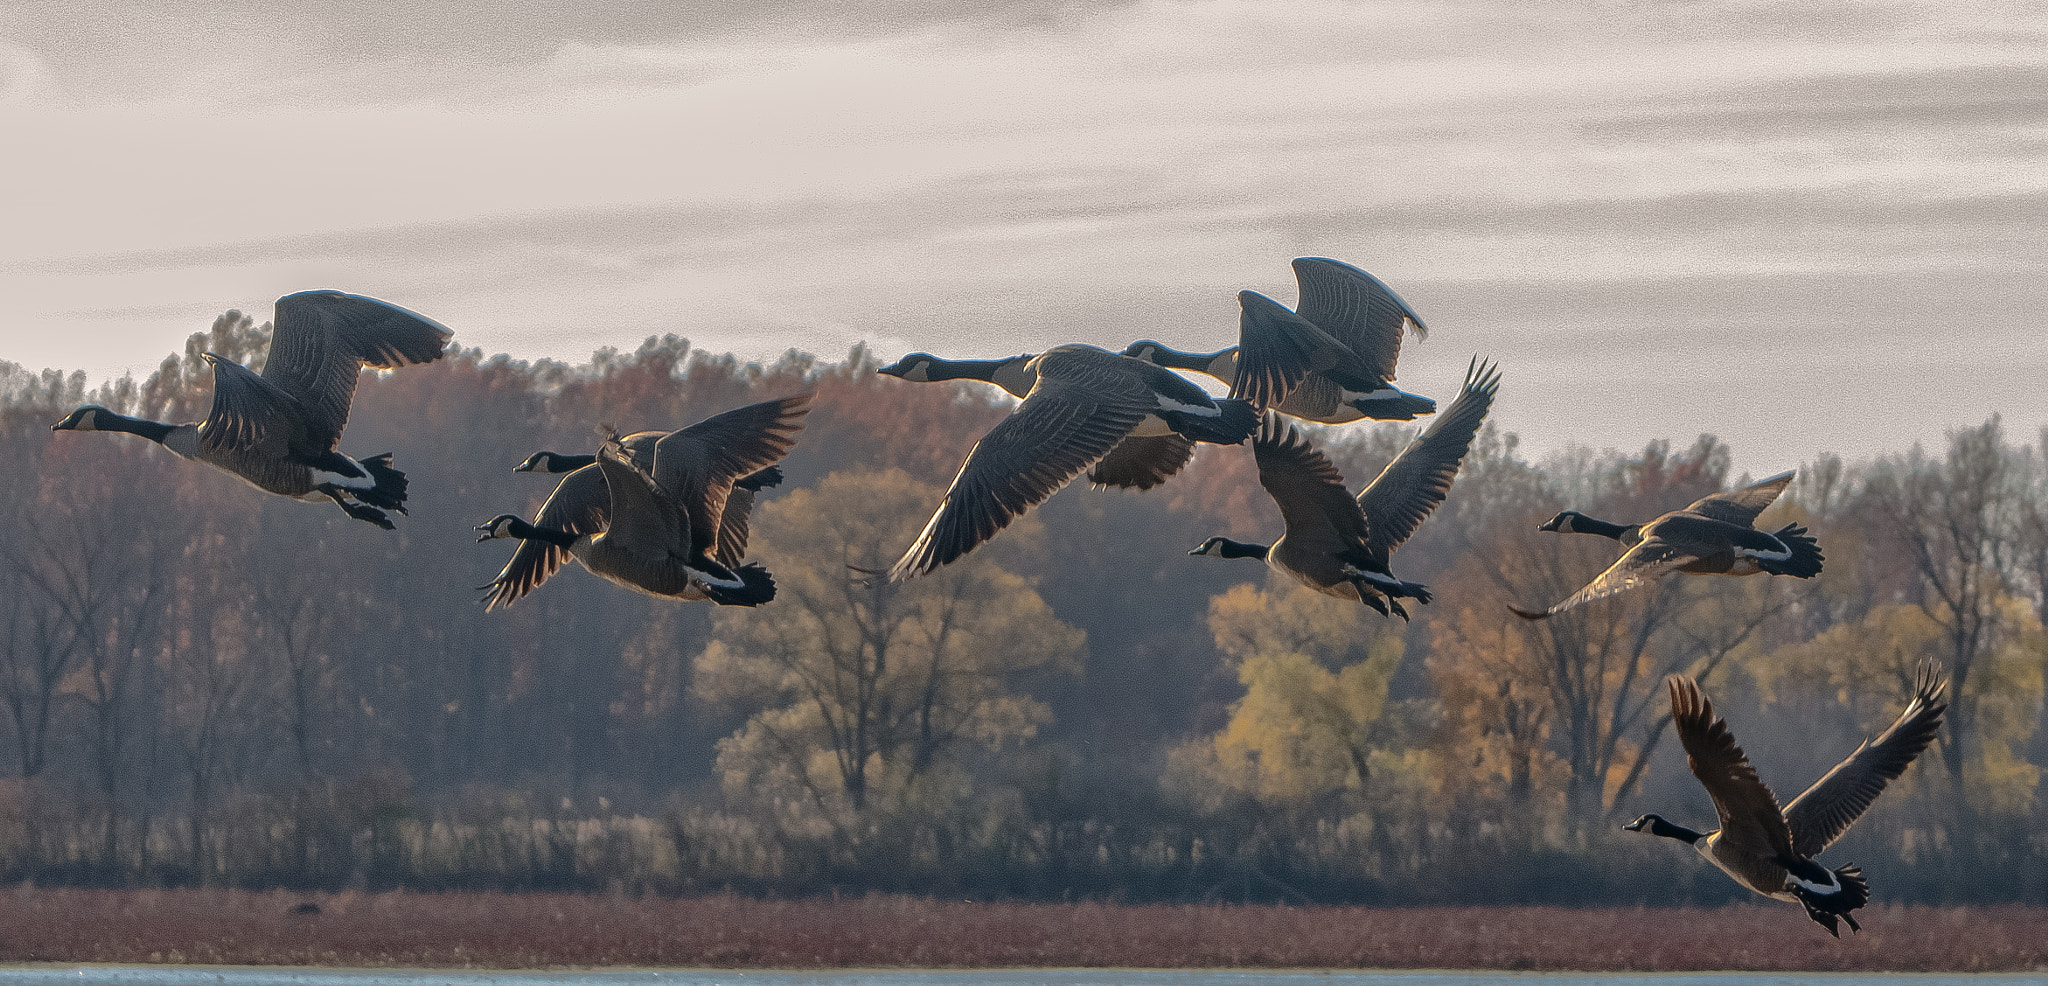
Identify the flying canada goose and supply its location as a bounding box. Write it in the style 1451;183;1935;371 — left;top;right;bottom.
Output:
51;290;452;529
1628;661;1947;937
883;345;1260;580
879;351;1199;492
1122;257;1435;423
482;443;783;612
1191;358;1498;619
1510;471;1823;620
475;394;810;607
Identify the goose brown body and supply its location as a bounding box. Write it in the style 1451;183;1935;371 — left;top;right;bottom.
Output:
883;344;1259;581
1124;257;1434;424
1513;471;1824;620
51;290;452;529
476;394;811;608
1191;358;1498;618
1628;661;1947;936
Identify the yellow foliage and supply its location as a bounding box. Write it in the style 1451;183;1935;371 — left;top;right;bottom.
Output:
696;467;1085;822
1186;582;1403;809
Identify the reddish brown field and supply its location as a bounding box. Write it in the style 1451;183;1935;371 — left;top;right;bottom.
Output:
0;889;2042;971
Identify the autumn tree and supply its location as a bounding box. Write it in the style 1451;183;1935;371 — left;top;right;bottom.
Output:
695;468;1083;831
1174;582;1403;809
1435;437;1799;833
1859;417;2042;816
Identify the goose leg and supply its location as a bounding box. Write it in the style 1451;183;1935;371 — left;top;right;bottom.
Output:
1350;582;1391;618
318;485;395;530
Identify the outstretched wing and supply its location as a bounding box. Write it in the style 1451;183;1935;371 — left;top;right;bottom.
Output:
1089;433;1195;491
1356;357;1498;564
1254;413;1371;556
1668;675;1798;862
1784;659;1948;857
198;355;306;455
1231;290;1356;410
481;465;612;611
1512;536;1697;620
653;394;812;559
1290;257;1426;387
890;357;1149;580
713;466;783;567
262;291;452;452
1685;470;1794;527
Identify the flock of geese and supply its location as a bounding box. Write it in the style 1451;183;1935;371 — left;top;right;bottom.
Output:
45;262;1943;936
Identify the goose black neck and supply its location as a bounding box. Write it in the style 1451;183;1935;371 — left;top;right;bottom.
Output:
99;411;176;444
545;453;598;473
1638;814;1705;844
510;518;579;549
1147;344;1230;374
924;357;1019;382
1568;514;1632;540
1210;538;1270;561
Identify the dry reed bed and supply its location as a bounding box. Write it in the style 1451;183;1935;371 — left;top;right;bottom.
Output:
0;889;2042;971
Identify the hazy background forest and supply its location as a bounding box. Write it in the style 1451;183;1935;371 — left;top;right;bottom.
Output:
1;314;2044;907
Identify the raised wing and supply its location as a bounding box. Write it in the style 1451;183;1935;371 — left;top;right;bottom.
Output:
1231;290;1356;410
653;394;812;559
1253;414;1370;557
1511;536;1696;620
198;354;306;454
480;464;612;611
713;466;784;567
262;291;452;452
1784;659;1948;858
1668;675;1798;862
890;357;1149;580
597;434;688;554
1356;357;1498;564
1089;434;1195;491
1290;257;1426;387
1686;470;1794;527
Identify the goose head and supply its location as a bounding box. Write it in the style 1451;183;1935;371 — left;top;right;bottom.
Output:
52;405;111;431
475;514;524;542
1622;813;1657;832
1121;340;1168;363
878;353;938;382
1538;510;1583;533
1123;339;1224;374
1189;536;1227;557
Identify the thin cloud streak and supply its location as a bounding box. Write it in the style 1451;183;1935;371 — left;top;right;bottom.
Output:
1;0;2043;472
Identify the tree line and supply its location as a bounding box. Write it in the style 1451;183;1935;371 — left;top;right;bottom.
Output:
0;313;2042;904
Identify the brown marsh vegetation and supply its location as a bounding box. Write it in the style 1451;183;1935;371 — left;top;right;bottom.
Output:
0;889;2043;972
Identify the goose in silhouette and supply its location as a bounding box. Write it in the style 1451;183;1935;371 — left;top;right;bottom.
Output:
1628;661;1947;937
882;345;1259;580
475;394;810;607
1122;257;1434;423
51;290;451;529
880;351;1199;492
1510;471;1823;620
1191;358;1498;618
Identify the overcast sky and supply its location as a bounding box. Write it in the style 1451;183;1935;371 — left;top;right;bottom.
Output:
3;0;2043;472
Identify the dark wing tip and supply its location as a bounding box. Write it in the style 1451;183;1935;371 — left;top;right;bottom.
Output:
1508;604;1551;621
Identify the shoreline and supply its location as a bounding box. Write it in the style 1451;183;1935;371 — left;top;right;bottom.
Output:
0;890;2043;973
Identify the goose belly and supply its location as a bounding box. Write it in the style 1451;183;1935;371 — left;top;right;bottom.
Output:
1699;833;1788;898
208;449;319;499
580;538;709;601
1270;539;1359;599
1275;377;1357;424
1678;550;1767;578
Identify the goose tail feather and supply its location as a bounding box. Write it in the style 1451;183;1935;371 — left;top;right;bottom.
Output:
1794;863;1869;937
1761;522;1824;579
